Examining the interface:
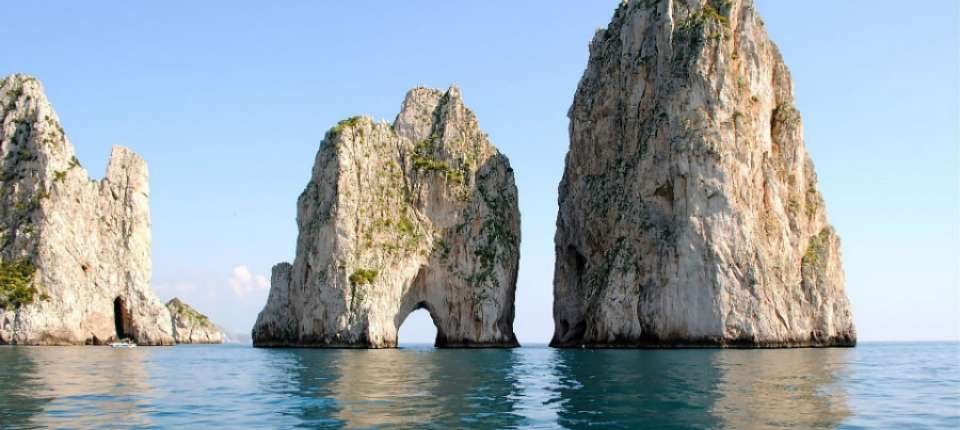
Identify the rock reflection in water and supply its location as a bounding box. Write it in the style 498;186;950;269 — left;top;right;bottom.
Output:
290;347;524;428
0;345;860;429
553;349;724;428
552;348;851;429
0;347;51;427
711;348;851;429
0;346;153;428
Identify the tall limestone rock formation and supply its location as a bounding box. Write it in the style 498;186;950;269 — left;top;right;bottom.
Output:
166;298;224;344
254;86;520;348
552;0;855;347
0;74;175;345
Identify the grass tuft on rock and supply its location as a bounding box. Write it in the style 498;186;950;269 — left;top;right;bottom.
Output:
0;259;40;311
329;116;364;137
349;268;378;286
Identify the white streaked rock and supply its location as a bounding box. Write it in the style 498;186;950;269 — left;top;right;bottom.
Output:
552;0;856;347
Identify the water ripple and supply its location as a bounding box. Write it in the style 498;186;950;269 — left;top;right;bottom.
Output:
0;342;956;429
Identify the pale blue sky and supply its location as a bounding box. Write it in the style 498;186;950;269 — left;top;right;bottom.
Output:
2;1;956;343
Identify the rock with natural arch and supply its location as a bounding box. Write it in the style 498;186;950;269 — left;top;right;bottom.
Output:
253;86;520;348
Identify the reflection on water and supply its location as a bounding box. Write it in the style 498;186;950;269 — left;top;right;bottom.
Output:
552;349;725;428
0;347;50;428
288;349;524;428
0;347;153;428
0;343;955;429
712;349;851;429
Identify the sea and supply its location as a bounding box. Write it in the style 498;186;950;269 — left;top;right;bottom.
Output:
0;342;956;429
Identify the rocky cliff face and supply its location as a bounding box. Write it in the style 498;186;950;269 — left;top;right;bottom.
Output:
0;74;175;345
254;86;520;348
552;0;855;347
166;298;224;344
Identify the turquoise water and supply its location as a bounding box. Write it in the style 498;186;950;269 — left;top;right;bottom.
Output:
0;342;956;429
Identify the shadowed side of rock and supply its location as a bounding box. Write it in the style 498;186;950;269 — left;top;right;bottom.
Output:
253;86;520;348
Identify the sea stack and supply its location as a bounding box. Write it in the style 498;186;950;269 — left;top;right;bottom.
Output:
253;86;520;348
166;298;224;344
552;1;855;347
0;74;175;345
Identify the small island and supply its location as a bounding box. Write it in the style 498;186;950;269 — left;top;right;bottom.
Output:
167;298;224;344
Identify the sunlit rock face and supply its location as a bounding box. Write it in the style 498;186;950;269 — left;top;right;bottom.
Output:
552;0;855;347
0;75;174;345
253;86;520;348
166;298;224;344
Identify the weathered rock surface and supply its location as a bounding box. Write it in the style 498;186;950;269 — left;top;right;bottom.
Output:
552;0;855;347
254;86;520;348
0;74;175;345
166;298;224;344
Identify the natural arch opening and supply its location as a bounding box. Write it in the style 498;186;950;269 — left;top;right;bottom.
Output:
113;297;131;341
397;307;438;348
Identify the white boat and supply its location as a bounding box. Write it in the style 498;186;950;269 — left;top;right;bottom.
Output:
109;339;137;348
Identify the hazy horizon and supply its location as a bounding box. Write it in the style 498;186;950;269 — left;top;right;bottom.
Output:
1;0;956;343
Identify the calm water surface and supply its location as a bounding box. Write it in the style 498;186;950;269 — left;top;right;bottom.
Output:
0;342;956;429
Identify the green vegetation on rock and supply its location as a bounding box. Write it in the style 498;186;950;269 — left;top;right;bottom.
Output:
701;2;730;26
773;103;801;127
678;1;730;32
5;85;23;101
411;136;467;184
349;268;378;286
805;184;821;219
329;116;364;137
0;259;41;311
412;156;464;182
674;0;733;47
803;228;833;273
166;298;211;324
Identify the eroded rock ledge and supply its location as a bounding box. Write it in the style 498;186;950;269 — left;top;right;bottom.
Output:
552;0;856;348
0;74;175;345
253;86;520;348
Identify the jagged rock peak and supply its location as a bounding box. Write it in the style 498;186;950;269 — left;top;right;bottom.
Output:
166;298;224;344
552;0;855;348
0;74;175;345
254;86;520;348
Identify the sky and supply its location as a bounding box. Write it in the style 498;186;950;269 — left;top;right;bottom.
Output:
1;1;956;343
